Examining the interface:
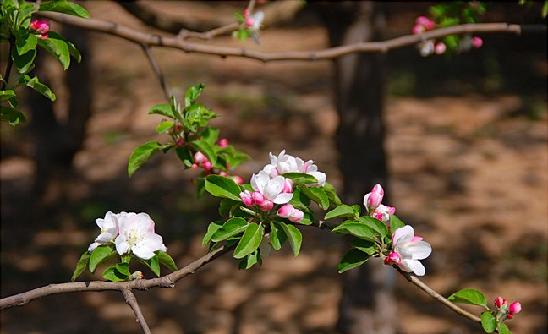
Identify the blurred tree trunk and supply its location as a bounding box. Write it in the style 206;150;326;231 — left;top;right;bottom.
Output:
29;26;91;202
315;2;396;333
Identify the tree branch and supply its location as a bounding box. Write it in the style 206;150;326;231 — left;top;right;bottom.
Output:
1;37;14;91
36;11;543;62
139;43;170;100
121;289;152;334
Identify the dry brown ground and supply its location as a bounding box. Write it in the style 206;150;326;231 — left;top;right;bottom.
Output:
1;2;547;334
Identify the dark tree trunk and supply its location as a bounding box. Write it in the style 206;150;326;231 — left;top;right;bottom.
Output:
315;2;396;333
29;25;91;202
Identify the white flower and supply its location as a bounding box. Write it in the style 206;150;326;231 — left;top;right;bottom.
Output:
371;204;396;223
250;11;264;31
391;225;432;276
418;40;435;57
88;211;119;251
114;212;167;260
263;150;326;185
251;171;293;204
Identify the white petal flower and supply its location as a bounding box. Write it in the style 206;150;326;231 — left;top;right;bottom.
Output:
264;150;327;185
88;211;119;251
391;225;432;276
251;11;264;31
251;171;293;204
114;212;167;260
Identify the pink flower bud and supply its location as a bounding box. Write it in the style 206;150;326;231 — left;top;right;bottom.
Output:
251;191;265;205
282;179;293;193
175;137;185;147
435;42;447;54
219;171;228;177
240;190;253;207
202;161;213;170
191;163;199;169
288;209;304;223
495;296;507;308
471;36;483;48
508;302;522;315
412;24;425;35
232;175;244;185
218;138;229;148
259;200;273;212
384;251;402;265
366;184;384;209
194;151;208;164
30;19;49;35
277;204;294;218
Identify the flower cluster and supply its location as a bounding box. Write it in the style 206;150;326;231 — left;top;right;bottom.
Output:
190;138;244;184
88;211;167;260
363;184;395;224
385;225;432;276
243;8;264;32
262;150;326;186
495;297;522;320
30;19;49;40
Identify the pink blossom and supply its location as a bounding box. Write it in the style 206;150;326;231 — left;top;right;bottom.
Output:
251;191;265;205
218;138;229;148
471;36;483;48
364;184;384;210
495;296;507;308
508;301;522;315
219;171;228;177
277;204;294;218
412;24;425;35
435;42;447;54
288;209;304;223
277;204;304;223
416;16;435;30
194;151;208;164
175;138;185;147
240;190;254;207
282;179;293;193
30;19;49;35
202;161;213;171
191;163;199;169
259;199;274;212
388;225;432;276
384;251;402;266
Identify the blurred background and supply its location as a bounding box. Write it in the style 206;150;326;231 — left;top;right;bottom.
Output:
1;1;546;333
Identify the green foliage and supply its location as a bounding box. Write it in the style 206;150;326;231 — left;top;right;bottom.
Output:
480;311;497;333
269;221;287;250
325;205;360;220
447;288;487;306
204;175;241;201
89;245;115;272
332;220;378;241
102;263;130;282
498;323;512;334
71;251;90;281
211;217;248;242
20;74;56;101
276;221;302;256
234;223;264;259
40;0;90;18
127;141;165;176
338;248;370;273
389;215;405;232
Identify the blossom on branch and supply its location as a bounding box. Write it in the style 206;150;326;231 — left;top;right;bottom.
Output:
277;204;304;223
263;150;326;186
385;225;432;276
88;211;119;251
363;184;395;224
250;171;293;205
114;212;167;260
30;19;49;39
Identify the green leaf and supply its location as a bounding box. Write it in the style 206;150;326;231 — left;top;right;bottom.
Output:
276;222;302;256
89;245;114;272
447;288;487;306
337;249;370;273
71;251;90;281
192;138;217;166
211;217;248;242
325;205;359;220
175;146;193;167
115;262;130;276
155;120;174;134
498;323;512;334
323;182;342;206
149;103;175;118
184;83;205;108
0;90;16;102
351;239;377;255
332;220;379;241
282;173;318;184
148;255;161;277
183;104;216;132
218;199;240;217
128;141;163;176
301;186;330;210
480;311;496;333
157;251;178;271
199;127;219;145
15;31;37;55
390;215;405;232
204;174;241;200
67;41;81;63
238;250;261;270
269;221;287;250
102;264;128;282
21;75;56;101
1;106;25;126
202;222;223;246
40;0;90;18
12;47;36;73
38;31;70;69
233;223;264;259
358;216;387;239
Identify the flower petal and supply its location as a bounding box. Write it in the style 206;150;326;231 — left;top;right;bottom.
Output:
273;192;293;204
393;225;414;245
405;241;432;260
402;259;426;276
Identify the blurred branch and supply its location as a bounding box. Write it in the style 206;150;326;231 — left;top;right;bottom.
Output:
122;289;152;334
139;44;170;100
118;0;304;39
1;37;14;90
36;11;544;62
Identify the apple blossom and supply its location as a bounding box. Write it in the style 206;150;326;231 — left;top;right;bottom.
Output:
282;179;293;193
495;296;507;308
471;36;483;48
363;183;384;210
114;212;167;260
240;190;254;207
416;16;435;30
277;204;304;223
88;211;119;251
218;138;229;147
386;225;432;276
251;171;293;205
264;150;326;185
371;204;396;223
435;42;447;54
233;175;244;185
194;151;208;164
508;301;522;316
419;40;435;57
259;199;274;212
30;19;49;39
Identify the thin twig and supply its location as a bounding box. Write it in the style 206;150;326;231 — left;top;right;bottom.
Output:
139;43;170;100
36;11;543;63
394;266;481;323
1;38;14;91
122;289;152;334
